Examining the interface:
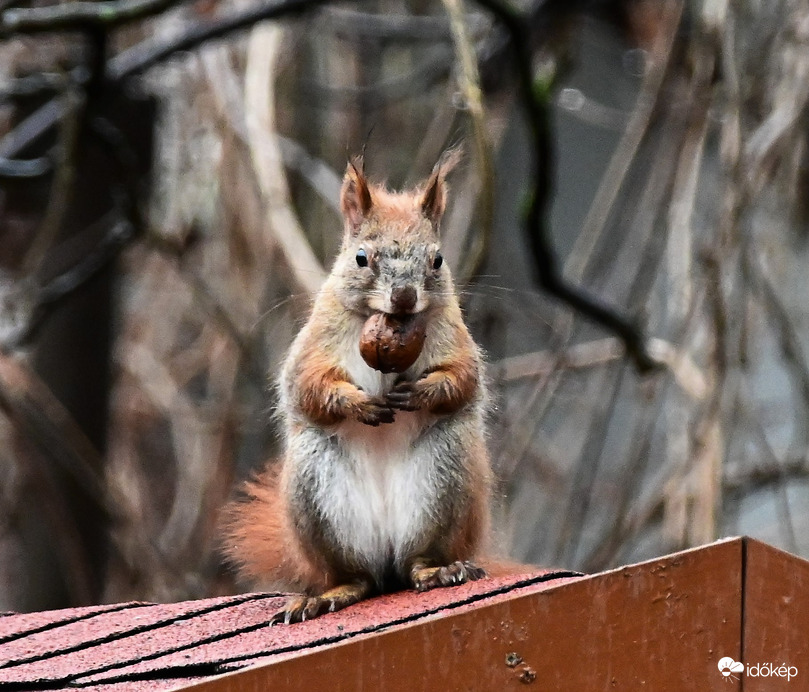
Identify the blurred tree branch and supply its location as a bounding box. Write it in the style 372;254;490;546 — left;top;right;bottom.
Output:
1;0;184;34
0;156;51;179
5;0;806;605
108;0;334;80
0;0;669;373
473;0;667;372
443;0;494;282
324;6;487;41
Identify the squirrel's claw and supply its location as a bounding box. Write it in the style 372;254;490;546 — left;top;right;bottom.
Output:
269;595;324;625
269;595;331;624
386;381;420;411
410;560;487;592
386;397;419;411
356;398;396;426
386;388;416;405
270;582;372;624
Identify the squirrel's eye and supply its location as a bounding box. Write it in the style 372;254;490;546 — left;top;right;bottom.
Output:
433;252;443;270
356;248;368;267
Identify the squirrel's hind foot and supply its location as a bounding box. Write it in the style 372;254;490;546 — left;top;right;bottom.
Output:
410;560;487;592
270;580;373;625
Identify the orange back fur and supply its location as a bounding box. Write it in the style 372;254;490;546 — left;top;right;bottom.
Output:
219;466;327;594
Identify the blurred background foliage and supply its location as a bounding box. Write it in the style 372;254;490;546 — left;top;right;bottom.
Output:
2;0;809;612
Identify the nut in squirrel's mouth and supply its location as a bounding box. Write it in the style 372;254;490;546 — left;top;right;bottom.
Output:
359;311;428;373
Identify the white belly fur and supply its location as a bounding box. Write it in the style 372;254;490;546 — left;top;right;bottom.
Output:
320;322;434;574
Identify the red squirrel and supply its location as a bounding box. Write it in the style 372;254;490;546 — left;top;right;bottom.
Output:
222;151;492;623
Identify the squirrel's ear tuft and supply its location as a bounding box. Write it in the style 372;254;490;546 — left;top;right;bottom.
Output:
341;157;373;232
420;147;462;228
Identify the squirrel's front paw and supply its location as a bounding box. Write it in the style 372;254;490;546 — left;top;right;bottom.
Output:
385;380;421;411
410;560;487;592
270;582;372;624
355;397;396;426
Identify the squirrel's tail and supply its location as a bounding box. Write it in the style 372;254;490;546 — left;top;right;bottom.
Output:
219;464;325;593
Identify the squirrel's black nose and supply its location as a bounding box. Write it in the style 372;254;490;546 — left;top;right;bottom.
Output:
390;285;417;313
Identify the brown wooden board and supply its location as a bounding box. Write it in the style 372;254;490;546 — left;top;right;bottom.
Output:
742;538;809;692
184;538;743;692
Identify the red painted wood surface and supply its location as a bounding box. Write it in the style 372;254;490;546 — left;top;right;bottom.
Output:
742;539;809;691
3;537;808;691
0;568;573;690
184;538;744;692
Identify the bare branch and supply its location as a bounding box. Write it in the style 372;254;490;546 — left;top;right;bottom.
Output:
1;0;183;34
442;0;494;282
21;86;84;277
493;336;708;399
323;6;488;42
108;0;333;81
0;352;114;517
724;457;809;492
243;23;326;295
565;1;682;282
0;155;51;179
472;0;669;373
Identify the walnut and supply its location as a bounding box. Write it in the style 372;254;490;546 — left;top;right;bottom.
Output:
359;312;427;373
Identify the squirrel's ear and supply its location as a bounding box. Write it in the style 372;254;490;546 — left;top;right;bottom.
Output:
341;157;372;233
420;147;462;228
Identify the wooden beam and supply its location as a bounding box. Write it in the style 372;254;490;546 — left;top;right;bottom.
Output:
742;538;809;687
